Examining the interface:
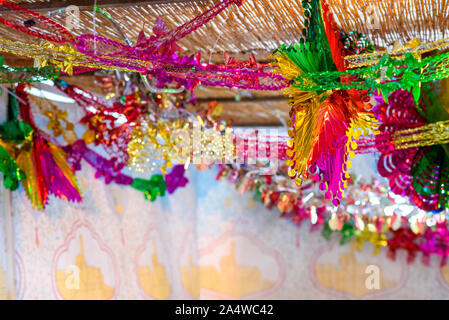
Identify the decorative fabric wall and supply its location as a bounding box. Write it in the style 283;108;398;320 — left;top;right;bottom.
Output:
0;162;448;300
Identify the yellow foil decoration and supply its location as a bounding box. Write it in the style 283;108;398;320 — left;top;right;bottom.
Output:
354;225;388;256
393;119;449;149
0;38;144;73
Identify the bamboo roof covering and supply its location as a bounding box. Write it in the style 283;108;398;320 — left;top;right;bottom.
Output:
1;0;448;125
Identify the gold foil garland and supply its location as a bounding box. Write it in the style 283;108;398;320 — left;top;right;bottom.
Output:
127;117;235;174
0;38;145;73
344;38;449;68
393;119;449;150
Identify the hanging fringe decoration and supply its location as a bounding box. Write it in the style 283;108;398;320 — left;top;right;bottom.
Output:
272;0;376;205
5;84;83;210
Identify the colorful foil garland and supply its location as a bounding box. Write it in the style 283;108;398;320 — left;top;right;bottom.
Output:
217;163;449;267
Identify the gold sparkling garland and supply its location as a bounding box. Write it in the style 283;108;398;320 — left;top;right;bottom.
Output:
344;38;449;68
127;117;235;174
127;118;186;173
0;38;150;74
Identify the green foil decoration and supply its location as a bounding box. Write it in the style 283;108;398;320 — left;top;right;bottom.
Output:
0;145;24;190
0;92;31;191
0;57;59;84
131;175;167;201
274;0;337;96
321;220;355;245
